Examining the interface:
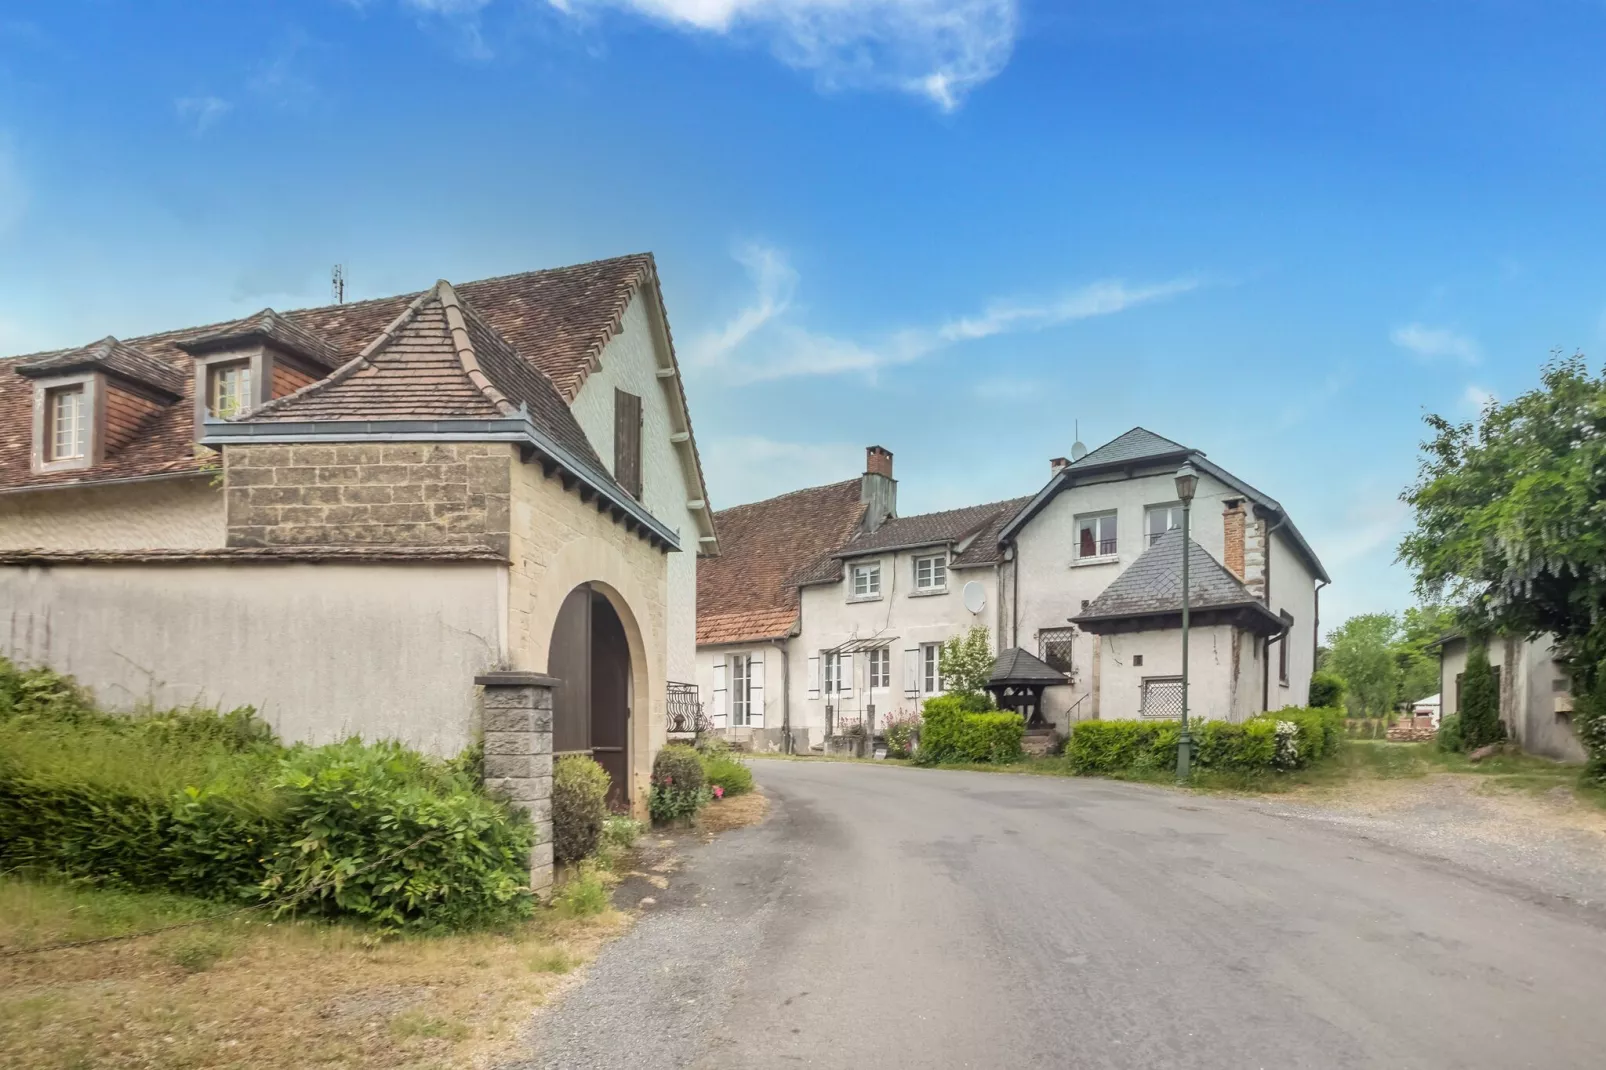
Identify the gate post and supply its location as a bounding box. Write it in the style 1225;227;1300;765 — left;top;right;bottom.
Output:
478;671;557;897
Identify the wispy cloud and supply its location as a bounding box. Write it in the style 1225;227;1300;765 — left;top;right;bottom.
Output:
1390;322;1481;365
688;244;1197;383
175;95;232;134
1321;495;1411;568
1463;383;1496;411
547;0;1019;110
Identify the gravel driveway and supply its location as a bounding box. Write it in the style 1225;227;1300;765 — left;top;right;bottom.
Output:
510;760;1606;1070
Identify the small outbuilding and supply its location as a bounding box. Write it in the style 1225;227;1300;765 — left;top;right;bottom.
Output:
987;647;1069;728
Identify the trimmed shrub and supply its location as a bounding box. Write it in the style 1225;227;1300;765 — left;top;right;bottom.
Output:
1066;720;1179;774
648;744;706;823
1436;713;1464;753
1069;706;1344;777
701;751;754;797
1253;706;1344;764
914;692;1009;764
1193;718;1278;770
1308;670;1347;710
0;661;535;931
955;712;1026;763
552;755;611;865
1459;644;1506;750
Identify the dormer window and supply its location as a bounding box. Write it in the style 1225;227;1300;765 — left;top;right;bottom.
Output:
209;361;254;419
47;385;88;460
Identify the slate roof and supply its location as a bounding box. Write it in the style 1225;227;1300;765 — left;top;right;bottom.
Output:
1072;528;1283;633
988;647;1068;686
697;480;866;646
796;496;1031;586
15;336;187;398
179;308;343;370
1067;427;1188;470
0;254;709;506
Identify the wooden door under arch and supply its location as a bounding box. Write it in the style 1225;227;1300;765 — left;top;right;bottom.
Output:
549;584;632;809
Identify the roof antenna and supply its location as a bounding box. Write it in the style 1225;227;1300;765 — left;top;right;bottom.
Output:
332;264;345;305
1071;419;1088;461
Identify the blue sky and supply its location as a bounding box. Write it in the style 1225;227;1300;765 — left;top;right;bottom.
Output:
2;1;1604;629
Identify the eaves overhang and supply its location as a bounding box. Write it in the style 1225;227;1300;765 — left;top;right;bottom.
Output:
202;414;681;553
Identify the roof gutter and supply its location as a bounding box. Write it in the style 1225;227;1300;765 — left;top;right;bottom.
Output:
202;414;681;552
0;468;212;499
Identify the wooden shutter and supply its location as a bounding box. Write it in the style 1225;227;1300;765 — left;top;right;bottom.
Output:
749;651;765;729
808;655;821;700
613;389;643;499
712;657;728;729
840;653;854;698
904;648;920;698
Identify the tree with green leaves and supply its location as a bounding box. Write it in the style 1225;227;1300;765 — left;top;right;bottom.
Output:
938;626;995;700
1394;604;1457;706
1399;352;1605;775
1323;613;1400;717
1458;644;1505;750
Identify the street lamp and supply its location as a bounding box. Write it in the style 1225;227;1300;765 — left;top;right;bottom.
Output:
1174;462;1198;782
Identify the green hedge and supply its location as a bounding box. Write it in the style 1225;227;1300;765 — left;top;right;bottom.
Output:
552;755;611;865
915;694;1024;764
648;744;707;822
700;750;754;797
1067;706;1344;776
0;660;535;931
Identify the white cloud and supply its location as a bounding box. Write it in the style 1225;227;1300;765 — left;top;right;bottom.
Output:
548;0;1019;110
699;434;861;507
1463;383;1496;411
688;244;1198;383
1390;322;1481;365
175;95;232;134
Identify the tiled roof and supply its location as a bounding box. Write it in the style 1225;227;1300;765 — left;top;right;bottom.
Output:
0;253;682;494
697;480;866;646
1072;528;1280;630
796;496;1029;585
1067;426;1188;470
989;647;1068;686
178;308;344;370
15;336;187;398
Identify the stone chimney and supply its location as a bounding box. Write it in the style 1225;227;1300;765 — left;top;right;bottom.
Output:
1222;499;1246;580
861;445;897;533
1050;457;1070;476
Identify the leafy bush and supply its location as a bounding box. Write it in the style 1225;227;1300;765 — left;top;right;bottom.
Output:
552;755;611;865
937;626;996;698
957;713;1026;763
1308;670;1347;709
700;751;753;797
648;744;706;823
1066;720;1178;774
913;694;1022;764
551;862;609;918
1459;644;1506;750
1436;713;1464;753
1254;706;1344;763
882;710;921;759
1068;707;1344;776
0;660;535;931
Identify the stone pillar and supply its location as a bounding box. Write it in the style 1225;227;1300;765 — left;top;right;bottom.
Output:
477;671;556;896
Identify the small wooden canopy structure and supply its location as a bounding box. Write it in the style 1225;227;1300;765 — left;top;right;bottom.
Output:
986;647;1069;728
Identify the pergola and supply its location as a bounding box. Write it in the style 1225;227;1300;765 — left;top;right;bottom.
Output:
986;647;1070;728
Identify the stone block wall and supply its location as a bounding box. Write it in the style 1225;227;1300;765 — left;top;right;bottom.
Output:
478;671;556;896
223;442;511;555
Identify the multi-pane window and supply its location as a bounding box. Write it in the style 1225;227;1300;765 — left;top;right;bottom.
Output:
921;642;943;694
47;386;87;461
851;562;881;598
823;651;841;696
868;648;890;688
1077;512;1117;558
1145;503;1183;546
1039;627;1075;675
731;653;753;726
914;553;947;591
209;362;253;419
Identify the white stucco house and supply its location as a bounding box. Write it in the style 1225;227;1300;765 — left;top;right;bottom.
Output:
694;429;1329;752
1433;633;1585;762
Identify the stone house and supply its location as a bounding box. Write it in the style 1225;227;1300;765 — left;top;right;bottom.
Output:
0;254;717;828
695;429;1327;751
1434;633;1586;762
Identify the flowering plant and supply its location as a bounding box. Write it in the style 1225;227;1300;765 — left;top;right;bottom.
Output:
712;785;724;800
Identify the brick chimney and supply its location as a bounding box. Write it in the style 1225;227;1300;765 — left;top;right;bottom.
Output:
1050;457;1070;476
861;445;897;533
1223;499;1246;580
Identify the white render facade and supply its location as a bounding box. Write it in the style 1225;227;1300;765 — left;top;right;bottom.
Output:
1437;634;1586;763
695;430;1329;752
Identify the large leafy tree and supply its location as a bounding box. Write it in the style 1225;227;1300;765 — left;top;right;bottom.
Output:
1395;604;1457;704
1324;613;1400;717
1400;353;1606;669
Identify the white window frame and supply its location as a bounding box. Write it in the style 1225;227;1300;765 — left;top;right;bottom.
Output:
48;385;88;461
921;642;943;695
1145;502;1183;546
1076;511;1119;561
850;562;882;600
868;648;890;689
731;653;752;726
913;552;948;593
823;651;841;696
209;360;254;420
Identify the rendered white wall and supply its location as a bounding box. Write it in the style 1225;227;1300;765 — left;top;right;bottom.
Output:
569;295;700;688
0;474;225;551
1267;526;1319;708
1094;624;1255;722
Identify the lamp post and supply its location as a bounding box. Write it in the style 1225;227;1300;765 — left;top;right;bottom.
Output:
1174;462;1199;782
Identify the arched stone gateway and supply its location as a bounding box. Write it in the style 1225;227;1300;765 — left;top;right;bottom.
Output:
547;582;647;809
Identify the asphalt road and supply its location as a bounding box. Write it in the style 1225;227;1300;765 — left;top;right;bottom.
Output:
516;760;1606;1070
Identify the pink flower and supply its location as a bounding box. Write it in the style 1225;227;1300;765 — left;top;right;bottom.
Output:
712;785;725;799
663;775;673;786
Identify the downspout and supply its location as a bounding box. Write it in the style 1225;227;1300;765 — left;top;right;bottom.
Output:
771;636;792;755
1010;541;1020;650
1261;511;1289;712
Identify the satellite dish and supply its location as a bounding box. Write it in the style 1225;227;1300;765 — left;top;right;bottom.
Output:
1070;418;1087;461
963;581;986;614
